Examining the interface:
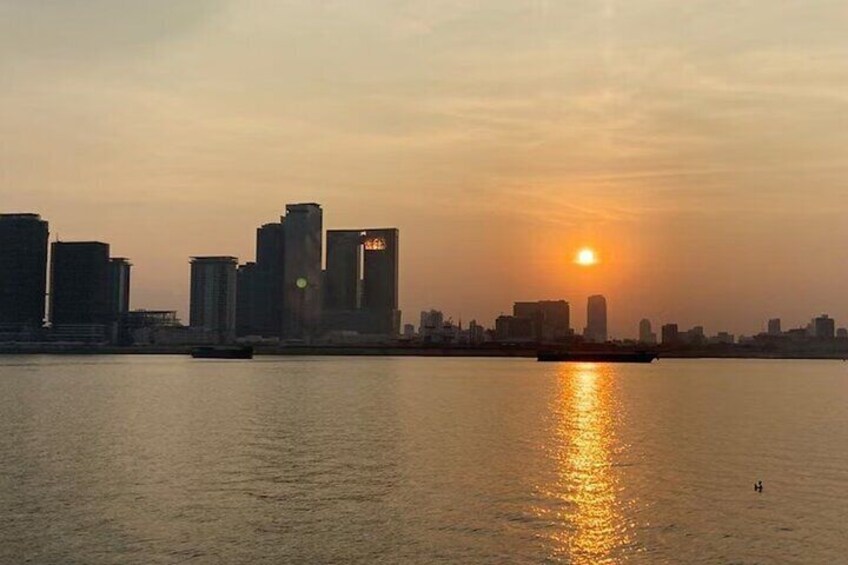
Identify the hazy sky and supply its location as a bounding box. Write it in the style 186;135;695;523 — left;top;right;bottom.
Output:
3;0;848;336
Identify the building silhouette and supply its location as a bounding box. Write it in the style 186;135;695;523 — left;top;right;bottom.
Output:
253;221;286;336
108;257;132;343
0;213;49;334
323;228;400;337
512;300;570;341
50;241;112;341
235;261;258;337
638;318;657;344
584;295;608;343
813;314;835;339
767;318;781;336
661;323;679;345
235;220;286;338
495;315;535;342
281;203;323;341
325;230;363;311
190;256;238;342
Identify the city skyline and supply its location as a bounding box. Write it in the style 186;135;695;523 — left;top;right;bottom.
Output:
4;1;848;336
4;208;848;341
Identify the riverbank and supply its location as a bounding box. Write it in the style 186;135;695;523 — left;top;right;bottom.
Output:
2;343;848;360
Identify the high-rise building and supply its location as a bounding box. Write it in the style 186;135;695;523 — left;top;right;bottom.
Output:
108;258;131;319
50;241;112;341
513;300;570;341
107;257;132;343
0;213;49;333
419;310;444;338
325;230;362;311
323;228;400;336
813;314;835;339
362;229;399;314
232;219;287;338
495;315;534;341
767;318;781;336
281;203;323;340
584;295;608;343
190;256;238;341
235;262;258;337
638;318;657;344
661;323;679;345
253;221;286;336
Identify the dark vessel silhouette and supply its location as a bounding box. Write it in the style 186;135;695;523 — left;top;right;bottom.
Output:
537;350;657;363
190;346;254;359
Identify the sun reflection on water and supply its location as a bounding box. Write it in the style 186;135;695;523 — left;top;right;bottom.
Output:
536;363;632;563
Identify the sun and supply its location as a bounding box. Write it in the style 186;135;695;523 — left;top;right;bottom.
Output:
575;248;598;266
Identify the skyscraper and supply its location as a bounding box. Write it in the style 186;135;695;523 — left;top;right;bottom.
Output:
813;314;835;339
325;230;362;311
767;318;781;336
513;300;570;341
108;257;132;343
50;241;112;341
323;228;400;336
190;256;238;342
584;295;608;343
661;323;680;345
235;262;258;337
0;213;49;333
639;318;656;344
281;203;323;340
362;229;400;335
253;221;286;336
108;258;131;320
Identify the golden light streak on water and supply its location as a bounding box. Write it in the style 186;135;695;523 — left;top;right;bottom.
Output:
539;363;632;563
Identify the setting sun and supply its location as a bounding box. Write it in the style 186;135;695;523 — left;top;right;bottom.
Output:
576;248;598;266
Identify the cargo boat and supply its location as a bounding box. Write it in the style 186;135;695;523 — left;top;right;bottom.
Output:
537;350;657;363
190;346;254;360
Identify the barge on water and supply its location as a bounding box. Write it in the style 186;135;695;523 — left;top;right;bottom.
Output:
537;350;658;363
190;346;254;360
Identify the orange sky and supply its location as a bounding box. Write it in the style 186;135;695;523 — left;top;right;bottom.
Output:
3;1;848;337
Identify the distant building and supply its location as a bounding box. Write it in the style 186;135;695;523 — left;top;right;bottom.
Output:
767;318;781;336
323;228;400;337
107;258;132;343
584;295;607;343
402;323;415;338
638;318;656;344
235;262;259;337
813;314;835;339
190;256;238;342
661;323;679;345
419;310;444;338
468;320;486;344
709;331;735;345
0;213;49;334
513;300;570;342
837;328;848;339
125;310;179;330
50;241;112;342
124;310;180;345
495;315;534;342
281;203;323;341
680;325;705;346
253;221;286;337
325;230;362;312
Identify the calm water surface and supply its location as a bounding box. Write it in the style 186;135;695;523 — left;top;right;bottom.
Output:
1;356;847;563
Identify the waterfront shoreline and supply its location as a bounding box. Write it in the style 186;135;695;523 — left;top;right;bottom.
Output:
1;344;848;360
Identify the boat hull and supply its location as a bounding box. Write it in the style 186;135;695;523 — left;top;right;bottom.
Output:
190;346;254;360
537;351;657;363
